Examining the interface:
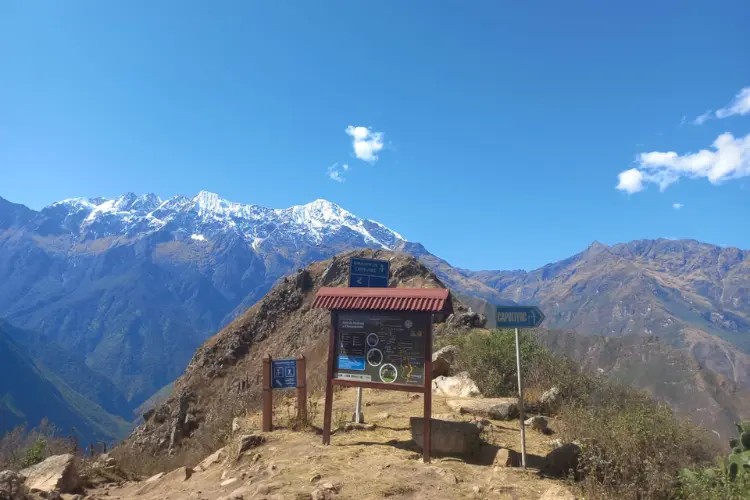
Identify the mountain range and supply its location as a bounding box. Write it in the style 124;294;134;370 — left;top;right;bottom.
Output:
0;191;748;442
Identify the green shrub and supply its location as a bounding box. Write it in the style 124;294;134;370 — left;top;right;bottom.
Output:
559;385;717;500
20;437;46;468
448;328;545;397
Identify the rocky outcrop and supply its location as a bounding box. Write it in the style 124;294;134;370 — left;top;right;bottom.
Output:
0;470;28;500
542;443;581;478
19;454;81;494
446;311;486;329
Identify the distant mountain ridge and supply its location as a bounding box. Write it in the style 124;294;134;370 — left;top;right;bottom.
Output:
1;191;748;438
0;192;445;409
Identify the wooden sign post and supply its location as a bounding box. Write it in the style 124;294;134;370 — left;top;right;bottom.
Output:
262;355;307;432
313;287;453;464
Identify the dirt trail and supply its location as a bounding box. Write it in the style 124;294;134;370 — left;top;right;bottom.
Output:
94;388;571;499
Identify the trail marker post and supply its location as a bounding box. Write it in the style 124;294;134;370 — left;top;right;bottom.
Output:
262;355;307;432
495;305;546;470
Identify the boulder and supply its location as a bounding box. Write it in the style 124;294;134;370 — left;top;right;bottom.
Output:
432;372;482;398
539;484;576;500
493;448;520;467
20;454;81;494
0;470;28;500
445;398;518;420
410;417;481;457
540;387;562;410
524;416;548;432
432;345;458;378
542;443;581;478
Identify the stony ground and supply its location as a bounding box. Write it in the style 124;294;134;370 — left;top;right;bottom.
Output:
88;388;573;500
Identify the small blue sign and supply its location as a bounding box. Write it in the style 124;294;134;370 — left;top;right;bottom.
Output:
495;306;546;328
271;359;297;389
349;257;390;288
338;355;366;371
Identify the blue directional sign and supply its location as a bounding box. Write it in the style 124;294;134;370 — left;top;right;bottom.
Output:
271;359;298;389
495;306;546;328
348;257;390;288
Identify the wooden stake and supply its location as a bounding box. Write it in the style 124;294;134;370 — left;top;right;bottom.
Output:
262;354;272;432
296;356;307;426
322;313;337;445
423;315;433;463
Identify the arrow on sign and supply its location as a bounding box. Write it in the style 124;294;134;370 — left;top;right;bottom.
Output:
495;306;546;328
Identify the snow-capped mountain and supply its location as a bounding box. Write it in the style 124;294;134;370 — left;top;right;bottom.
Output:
48;191;405;251
0;191;411;407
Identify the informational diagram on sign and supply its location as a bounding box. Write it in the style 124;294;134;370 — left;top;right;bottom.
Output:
335;311;427;385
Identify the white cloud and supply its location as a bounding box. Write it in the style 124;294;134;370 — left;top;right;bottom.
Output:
672;203;683;210
691;86;750;124
616;168;645;194
616;132;750;193
345;125;384;163
692;110;713;125
716;87;750;119
327;162;349;183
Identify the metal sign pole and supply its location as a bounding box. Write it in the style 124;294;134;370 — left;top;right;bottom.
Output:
354;387;363;423
515;327;527;469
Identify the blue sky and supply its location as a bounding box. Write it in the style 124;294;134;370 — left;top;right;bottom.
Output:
1;1;749;271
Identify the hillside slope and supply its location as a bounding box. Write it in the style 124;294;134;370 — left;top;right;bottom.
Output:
469;239;750;387
126;249;453;454
0;325;130;443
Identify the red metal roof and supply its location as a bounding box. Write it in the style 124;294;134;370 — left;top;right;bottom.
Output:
312;287;453;313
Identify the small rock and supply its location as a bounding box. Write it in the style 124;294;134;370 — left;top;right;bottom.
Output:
432;345;458;378
539;484;576;500
434;468;459;485
311;489;330;500
343;422;376;432
472;485;481;494
543;443;581;478
310;473;321;483
409;393;420;400
237;434;266;459
220;478;239;487
255;481;283;495
376;412;391;420
226;485;253;500
365;402;372;407
232;417;241;434
540;387;561;409
321;482;336;491
524;415;548;432
488;402;519;420
221;471;229;480
493;448;520;467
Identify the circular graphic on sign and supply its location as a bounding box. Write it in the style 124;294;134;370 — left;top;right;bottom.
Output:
366;348;383;367
404;320;413;329
379;363;398;383
366;333;379;347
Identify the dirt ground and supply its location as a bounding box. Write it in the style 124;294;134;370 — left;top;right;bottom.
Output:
92;388;573;500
